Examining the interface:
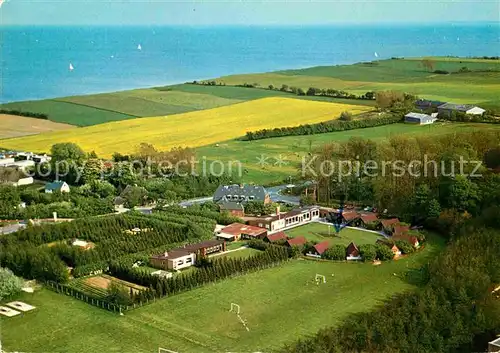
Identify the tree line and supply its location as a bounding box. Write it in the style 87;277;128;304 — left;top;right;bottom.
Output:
0;109;48;120
244;114;402;141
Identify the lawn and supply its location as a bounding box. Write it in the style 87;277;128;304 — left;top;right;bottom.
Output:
0;97;370;157
212;247;261;260
1;234;444;353
285;223;383;246
195;122;500;184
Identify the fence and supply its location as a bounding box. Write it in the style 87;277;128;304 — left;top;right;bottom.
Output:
44;281;124;314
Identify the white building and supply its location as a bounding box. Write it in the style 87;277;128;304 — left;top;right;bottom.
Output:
404;112;438;125
150;250;196;271
45;181;70;193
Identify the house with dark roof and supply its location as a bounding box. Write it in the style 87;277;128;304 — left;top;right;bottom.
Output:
247;205;320;232
346;242;362;261
437;103;485;118
405;112;438;125
359;213;379;228
285;236;307;247
219;201;245;217
307;240;330;257
380;218;400;233
264;231;287;243
150;250;195;271
45;181;70;194
415;99;446;111
213;184;270;205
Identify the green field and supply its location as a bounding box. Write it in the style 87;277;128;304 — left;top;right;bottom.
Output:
214;247;261;259
285;223;383;246
3;57;495;127
0;234;443;353
219;58;500;107
196;122;500;184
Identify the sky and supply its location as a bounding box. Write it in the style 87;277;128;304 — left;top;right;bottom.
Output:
1;0;499;26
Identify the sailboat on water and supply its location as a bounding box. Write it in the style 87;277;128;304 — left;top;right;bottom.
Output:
137;44;142;51
69;63;74;71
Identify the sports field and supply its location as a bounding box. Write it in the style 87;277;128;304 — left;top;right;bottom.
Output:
285;223;383;246
0;97;370;157
196;122;500;184
0;234;443;353
0;114;75;138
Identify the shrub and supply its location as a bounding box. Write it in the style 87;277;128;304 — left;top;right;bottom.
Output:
339;111;353;121
106;282;133;306
433;70;449;74
359;244;377;261
395;240;414;254
0;267;24;301
375;243;395;261
322;245;346;260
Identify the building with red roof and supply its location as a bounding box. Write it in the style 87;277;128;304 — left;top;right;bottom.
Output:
264;231;287;243
307;240;329;257
217;223;267;241
359;213;379;228
285;236;307;247
346;242;362;260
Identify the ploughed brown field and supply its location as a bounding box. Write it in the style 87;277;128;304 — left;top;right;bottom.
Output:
0;114;75;139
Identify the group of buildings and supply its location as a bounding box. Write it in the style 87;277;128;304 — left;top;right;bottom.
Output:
404;99;486;125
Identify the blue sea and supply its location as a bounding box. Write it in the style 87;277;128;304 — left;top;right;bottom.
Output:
1;23;499;103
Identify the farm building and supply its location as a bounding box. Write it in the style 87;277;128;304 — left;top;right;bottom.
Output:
404;112;438;125
45;181;70;193
213;184;270;204
285;236;307;247
346;242;362;261
218;201;245;217
150;250;196;271
437;103;485;117
415;99;446;111
263;231;287;243
217;223;267;241
307;240;329;257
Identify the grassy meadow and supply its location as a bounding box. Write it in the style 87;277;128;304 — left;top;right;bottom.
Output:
0;114;75;139
0;234;444;353
0;97;371;157
285;224;383;246
219;58;500;107
196;122;500;184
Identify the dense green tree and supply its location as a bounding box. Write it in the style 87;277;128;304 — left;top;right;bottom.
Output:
0;267;23;300
322;245;346;260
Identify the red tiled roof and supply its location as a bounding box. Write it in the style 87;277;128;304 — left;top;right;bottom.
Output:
266;231;287;243
343;212;360;221
221;223;267;237
380;218;400;228
313;240;329;255
346;242;359;257
393;234;419;246
360;214;379;224
286;236;307;247
393;224;410;236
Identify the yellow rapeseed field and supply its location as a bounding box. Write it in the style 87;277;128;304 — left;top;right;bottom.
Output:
0;97;371;157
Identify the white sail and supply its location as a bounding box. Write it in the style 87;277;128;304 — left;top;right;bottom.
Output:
137;44;142;50
374;52;379;58
69;63;74;71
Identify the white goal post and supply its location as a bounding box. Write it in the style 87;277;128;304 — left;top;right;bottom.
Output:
315;274;326;284
230;302;241;315
158;348;178;353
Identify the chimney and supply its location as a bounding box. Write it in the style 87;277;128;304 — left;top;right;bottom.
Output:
277;205;281;219
164;251;168;257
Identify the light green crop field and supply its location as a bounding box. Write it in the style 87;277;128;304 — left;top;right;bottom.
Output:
0;234;444;353
219;58;500;107
196;122;500;184
285;224;383;246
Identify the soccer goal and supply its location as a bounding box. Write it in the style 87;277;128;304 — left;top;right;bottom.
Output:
229;302;241;315
315;274;326;284
158;348;178;353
